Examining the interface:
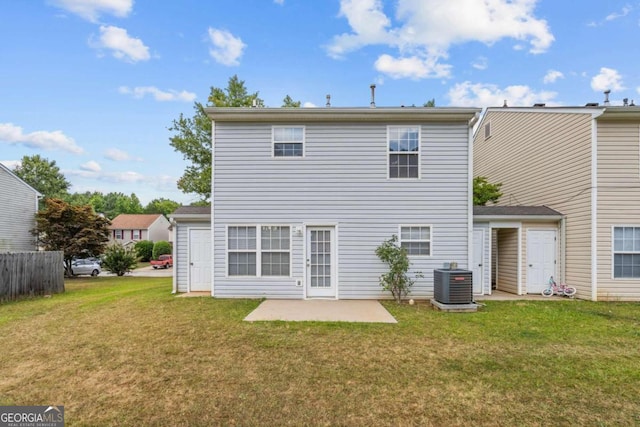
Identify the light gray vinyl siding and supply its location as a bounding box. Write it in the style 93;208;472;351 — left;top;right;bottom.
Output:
0;167;39;251
174;220;209;293
213;121;471;299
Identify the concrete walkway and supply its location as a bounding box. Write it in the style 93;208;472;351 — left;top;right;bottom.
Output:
244;299;397;323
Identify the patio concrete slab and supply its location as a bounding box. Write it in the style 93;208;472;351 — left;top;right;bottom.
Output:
244;299;397;323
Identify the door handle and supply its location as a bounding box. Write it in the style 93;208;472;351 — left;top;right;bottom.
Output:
529;264;533;267
306;259;310;267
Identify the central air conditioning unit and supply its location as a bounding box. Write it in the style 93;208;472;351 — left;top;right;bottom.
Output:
434;269;473;304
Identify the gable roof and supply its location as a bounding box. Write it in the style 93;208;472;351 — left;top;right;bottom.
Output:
473;205;563;220
171;206;210;215
0;162;42;196
109;214;164;230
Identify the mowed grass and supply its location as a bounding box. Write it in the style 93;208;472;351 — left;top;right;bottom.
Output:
1;278;639;426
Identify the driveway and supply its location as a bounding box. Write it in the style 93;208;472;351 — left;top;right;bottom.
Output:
104;265;172;277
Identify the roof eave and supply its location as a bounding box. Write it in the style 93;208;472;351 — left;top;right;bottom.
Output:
473;214;564;222
205;107;481;123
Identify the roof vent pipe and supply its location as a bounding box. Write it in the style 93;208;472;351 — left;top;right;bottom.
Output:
623;98;629;107
604;90;611;106
326;94;331;108
370;84;376;108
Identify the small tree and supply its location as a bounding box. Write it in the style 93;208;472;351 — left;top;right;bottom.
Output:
33;198;110;276
152;241;172;260
134;240;154;262
375;235;422;303
473;176;503;206
102;243;138;276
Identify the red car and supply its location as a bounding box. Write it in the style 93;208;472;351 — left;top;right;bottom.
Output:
151;254;173;269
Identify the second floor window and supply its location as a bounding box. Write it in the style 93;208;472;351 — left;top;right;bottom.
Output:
388;126;420;178
273;126;304;157
115;230;123;239
133;230;141;240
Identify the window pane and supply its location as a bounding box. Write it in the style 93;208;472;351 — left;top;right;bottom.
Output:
614;253;640;278
229;252;256;276
614;227;624;251
262;252;290;276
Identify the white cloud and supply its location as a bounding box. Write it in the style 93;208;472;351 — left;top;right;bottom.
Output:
447;81;557;108
274;0;284;4
591;67;625;92
118;86;196;102
51;0;132;22
543;69;564;84
0;123;84;154
0;160;22;170
207;28;246;66
606;5;633;21
91;25;150;62
472;56;488;71
375;54;451;79
303;102;317;108
327;0;554;80
104;148;142;162
80;160;101;172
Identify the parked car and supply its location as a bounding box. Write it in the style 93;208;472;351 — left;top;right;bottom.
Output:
70;259;101;276
151;254;173;269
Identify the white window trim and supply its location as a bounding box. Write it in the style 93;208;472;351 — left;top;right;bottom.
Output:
387;125;421;179
272;125;305;158
226;224;292;278
132;230;141;240
115;230;123;240
398;224;432;257
611;225;640;280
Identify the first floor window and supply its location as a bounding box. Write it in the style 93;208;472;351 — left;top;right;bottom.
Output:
228;226;257;276
115;230;123;239
399;226;431;256
613;227;640;278
228;225;291;276
133;230;141;240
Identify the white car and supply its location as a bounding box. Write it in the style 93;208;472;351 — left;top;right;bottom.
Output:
70;259;101;277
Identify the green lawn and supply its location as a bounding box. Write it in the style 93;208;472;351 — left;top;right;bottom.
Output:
1;277;639;426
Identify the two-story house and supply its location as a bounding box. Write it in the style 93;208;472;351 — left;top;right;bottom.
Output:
0;163;41;251
172;106;481;298
474;105;640;301
109;214;171;247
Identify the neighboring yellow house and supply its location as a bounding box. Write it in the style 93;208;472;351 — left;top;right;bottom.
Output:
474;105;640;301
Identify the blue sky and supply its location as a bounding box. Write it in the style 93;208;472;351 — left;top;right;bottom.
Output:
1;0;638;205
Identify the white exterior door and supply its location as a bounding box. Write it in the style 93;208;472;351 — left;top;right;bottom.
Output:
526;230;556;293
472;229;484;294
306;227;336;298
189;228;211;292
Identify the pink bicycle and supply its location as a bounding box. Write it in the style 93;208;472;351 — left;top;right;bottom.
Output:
542;276;576;298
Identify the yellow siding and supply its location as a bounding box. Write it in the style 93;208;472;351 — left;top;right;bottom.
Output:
597;120;640;300
474;110;593;296
497;229;518;293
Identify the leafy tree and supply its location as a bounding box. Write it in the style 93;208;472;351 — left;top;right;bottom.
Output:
423;98;436;107
190;200;211;207
169;75;263;201
33;198;110;276
102;243;138;276
144;198;181;217
282;95;301;107
473;176;503;206
102;192;143;219
13;155;70;202
134;240;154;262
375;235;423;303
152;241;172;260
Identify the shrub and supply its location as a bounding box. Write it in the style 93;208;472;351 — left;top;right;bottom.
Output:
375;235;423;303
102;243;138;276
152;241;172;260
134;240;154;262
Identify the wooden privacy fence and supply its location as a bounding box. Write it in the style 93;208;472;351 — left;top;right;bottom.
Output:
0;251;65;301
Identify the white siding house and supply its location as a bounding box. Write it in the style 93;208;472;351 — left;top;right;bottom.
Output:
0;163;41;251
174;107;480;299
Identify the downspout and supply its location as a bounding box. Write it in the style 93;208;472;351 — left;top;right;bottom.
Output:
468;112;480;272
170;218;177;293
211;119;216;297
591;109;605;301
561;215;567;286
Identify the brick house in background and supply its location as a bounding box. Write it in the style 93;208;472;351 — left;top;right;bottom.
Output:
108;214;171;247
